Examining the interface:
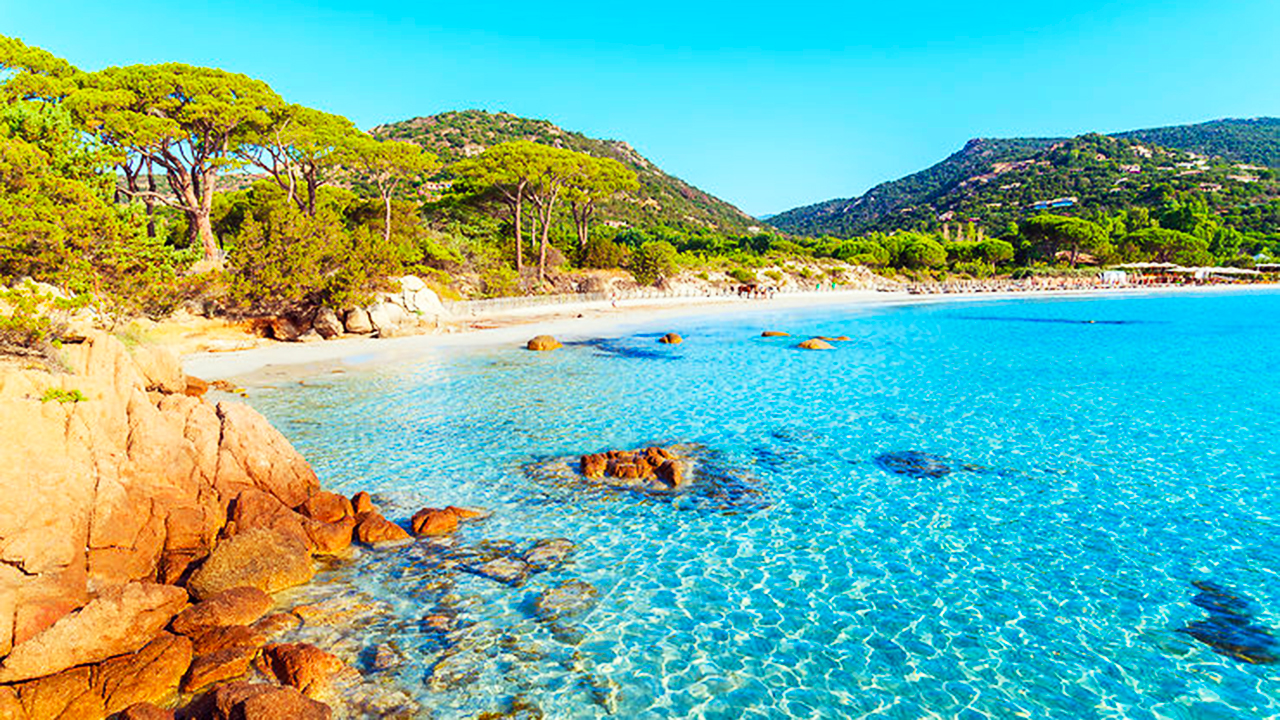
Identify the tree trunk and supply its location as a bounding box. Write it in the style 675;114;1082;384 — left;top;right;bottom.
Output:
512;194;524;275
382;191;393;243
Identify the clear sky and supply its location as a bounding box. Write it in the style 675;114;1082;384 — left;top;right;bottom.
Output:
3;0;1279;216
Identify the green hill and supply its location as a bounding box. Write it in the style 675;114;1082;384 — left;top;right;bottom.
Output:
770;118;1280;238
372;109;759;234
1114;118;1280;168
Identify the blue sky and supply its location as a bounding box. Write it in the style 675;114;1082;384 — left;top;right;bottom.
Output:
3;0;1279;216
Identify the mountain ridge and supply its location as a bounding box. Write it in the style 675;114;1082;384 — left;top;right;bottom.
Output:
770;117;1280;237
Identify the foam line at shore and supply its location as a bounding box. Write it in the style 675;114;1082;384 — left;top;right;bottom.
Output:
182;285;1279;383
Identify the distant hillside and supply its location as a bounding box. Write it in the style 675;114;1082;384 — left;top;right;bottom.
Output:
768;137;1060;236
771;118;1280;238
1115;118;1280;169
373;110;758;233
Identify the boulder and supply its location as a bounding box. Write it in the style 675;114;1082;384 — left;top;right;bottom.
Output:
229;488;311;547
797;338;834;350
410;508;458;537
0;582;188;683
190;624;265;657
171;586;273;637
312;308;343;339
815;335;851;342
406;288;444;316
761;331;790;337
354;512;410;546
259;643;345;698
184;375;210;398
236;686;332;720
343;308;373;334
187;528;315;600
298;492;353;524
658;333;683;345
304;516;356;555
399;275;427;293
265;317;304;342
367;302;407;336
526;335;562;351
183;645;259;694
183;625;265;693
350;491;376;516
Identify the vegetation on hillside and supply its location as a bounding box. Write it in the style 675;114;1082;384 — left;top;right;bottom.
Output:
375;110;759;234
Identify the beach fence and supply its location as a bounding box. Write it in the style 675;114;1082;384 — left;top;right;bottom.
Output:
445;281;891;317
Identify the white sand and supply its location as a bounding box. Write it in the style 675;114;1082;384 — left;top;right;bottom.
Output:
182;284;1275;384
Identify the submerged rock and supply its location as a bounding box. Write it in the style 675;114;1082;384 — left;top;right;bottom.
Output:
1179;580;1278;664
466;557;532;587
532;580;599;623
524;539;576;571
797;338;834;350
874;451;952;479
761;331;789;337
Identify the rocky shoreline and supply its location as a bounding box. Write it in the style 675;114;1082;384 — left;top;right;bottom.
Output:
0;334;493;719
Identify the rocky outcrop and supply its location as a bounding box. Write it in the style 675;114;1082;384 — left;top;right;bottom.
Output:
0;333;326;697
579;446;688;492
761;331;789;337
526;335;562;351
658;333;683;345
0;582;187;683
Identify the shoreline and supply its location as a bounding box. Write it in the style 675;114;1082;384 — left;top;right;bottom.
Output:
182;284;1280;384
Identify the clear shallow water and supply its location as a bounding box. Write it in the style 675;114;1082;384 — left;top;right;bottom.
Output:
246;290;1280;719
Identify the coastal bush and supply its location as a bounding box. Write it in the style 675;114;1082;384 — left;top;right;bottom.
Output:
727;267;755;284
581;235;629;269
628;240;678;285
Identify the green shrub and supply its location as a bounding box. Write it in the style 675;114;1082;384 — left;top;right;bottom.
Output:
764;269;783;282
727;267;756;284
628;241;678;286
40;387;86;403
581;235;630;269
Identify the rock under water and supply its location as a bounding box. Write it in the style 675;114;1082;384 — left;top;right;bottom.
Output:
874;451;952;479
1179;580;1278;664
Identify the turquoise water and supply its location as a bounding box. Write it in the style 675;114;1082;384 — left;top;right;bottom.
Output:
247;290;1280;719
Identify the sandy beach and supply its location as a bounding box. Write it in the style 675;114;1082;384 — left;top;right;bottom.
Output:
181;284;1278;386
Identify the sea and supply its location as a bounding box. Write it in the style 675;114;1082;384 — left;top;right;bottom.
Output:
243;289;1280;719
